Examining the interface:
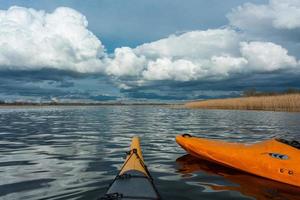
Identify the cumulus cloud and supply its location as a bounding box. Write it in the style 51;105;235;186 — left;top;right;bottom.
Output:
139;29;241;81
227;0;300;31
107;28;299;82
106;1;300;84
210;56;248;75
240;41;298;71
105;29;245;81
135;29;241;59
105;47;146;77
143;58;202;81
1;4;300;93
123;29;246;81
0;6;105;73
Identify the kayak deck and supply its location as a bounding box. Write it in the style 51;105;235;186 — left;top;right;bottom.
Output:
119;137;148;176
100;137;160;200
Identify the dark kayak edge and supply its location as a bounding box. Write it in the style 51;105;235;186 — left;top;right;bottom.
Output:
100;169;160;200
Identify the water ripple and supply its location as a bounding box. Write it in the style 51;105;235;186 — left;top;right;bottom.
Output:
0;106;300;199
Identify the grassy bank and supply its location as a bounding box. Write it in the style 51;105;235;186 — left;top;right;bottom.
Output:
185;94;300;112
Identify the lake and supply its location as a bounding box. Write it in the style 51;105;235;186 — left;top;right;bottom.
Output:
0;106;300;200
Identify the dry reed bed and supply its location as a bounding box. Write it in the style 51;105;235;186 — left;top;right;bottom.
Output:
185;94;300;112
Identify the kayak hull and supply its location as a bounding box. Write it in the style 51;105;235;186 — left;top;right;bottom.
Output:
176;134;300;187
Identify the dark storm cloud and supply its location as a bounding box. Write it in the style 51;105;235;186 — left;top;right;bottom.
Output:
0;69;86;82
89;95;118;101
121;70;300;100
56;81;74;88
126;91;187;100
0;69;86;98
0;79;66;98
0;70;119;101
0;79;119;102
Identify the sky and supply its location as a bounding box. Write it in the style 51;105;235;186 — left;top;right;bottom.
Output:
0;0;300;102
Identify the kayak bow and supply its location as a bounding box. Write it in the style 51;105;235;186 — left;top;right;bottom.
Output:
100;137;160;200
176;134;300;187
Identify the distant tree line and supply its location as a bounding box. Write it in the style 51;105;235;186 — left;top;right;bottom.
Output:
0;101;171;106
243;88;300;97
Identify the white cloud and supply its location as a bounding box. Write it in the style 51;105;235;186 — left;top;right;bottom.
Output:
240;41;298;71
0;6;105;73
142;58;203;81
110;28;298;82
270;0;300;29
135;29;240;60
210;56;248;76
228;0;300;31
0;4;299;86
105;47;146;77
105;1;300;83
138;29;244;81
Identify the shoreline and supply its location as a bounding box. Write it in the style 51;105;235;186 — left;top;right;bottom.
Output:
2;94;300;112
0;103;180;109
184;94;300;112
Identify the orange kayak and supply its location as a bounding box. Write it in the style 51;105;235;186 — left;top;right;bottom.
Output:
176;134;300;187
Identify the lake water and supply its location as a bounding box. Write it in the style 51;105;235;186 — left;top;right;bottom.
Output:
0;106;300;200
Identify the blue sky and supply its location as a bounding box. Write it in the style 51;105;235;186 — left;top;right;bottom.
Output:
0;0;299;102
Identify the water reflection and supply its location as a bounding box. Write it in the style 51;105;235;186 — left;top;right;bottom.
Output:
0;106;300;199
176;154;300;200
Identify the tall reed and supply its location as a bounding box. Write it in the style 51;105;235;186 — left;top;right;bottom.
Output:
185;94;300;112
